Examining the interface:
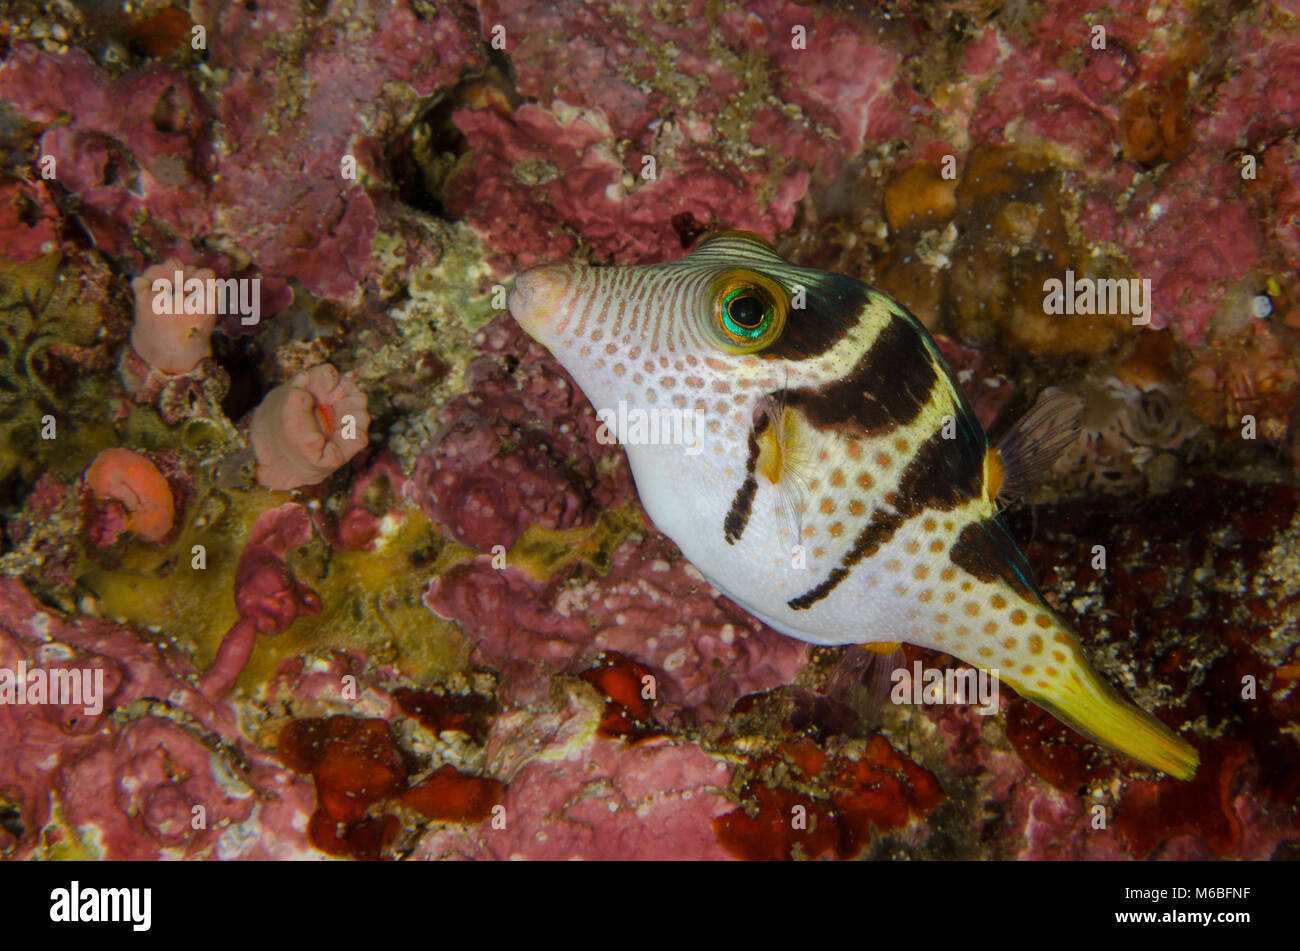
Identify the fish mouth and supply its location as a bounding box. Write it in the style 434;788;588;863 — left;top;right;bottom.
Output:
508;264;572;340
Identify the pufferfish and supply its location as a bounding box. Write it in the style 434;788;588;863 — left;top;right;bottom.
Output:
508;230;1198;780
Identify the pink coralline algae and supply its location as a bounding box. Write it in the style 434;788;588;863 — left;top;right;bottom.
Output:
200;503;321;698
0;180;59;261
464;738;731;860
412;318;635;551
1089;159;1264;345
427;532;807;721
0;49;211;268
411;691;736;861
198;0;482;299
1257;137;1300;264
249;363;371;491
0;0;483;301
333;451;410;552
446;99;808;271
449;0;910;270
0;579;317;859
954;4;1298;346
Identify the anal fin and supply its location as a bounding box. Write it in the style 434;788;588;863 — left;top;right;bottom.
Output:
826;644;904;735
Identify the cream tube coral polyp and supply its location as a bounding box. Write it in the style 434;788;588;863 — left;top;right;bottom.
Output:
249;363;371;490
129;259;219;374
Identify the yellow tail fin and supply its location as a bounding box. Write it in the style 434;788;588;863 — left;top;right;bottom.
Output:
1006;625;1198;780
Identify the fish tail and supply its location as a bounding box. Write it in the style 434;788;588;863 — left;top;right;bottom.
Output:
1006;622;1198;780
938;514;1196;778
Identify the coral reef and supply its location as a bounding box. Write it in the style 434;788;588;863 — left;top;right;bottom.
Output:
0;0;1297;864
984;476;1300;859
0;578;318;859
0;0;484;301
410;319;634;551
447;0;910;271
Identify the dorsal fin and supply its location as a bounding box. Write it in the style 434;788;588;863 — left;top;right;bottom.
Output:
994;388;1083;503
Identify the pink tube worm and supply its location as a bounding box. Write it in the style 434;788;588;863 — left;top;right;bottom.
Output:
199;503;322;697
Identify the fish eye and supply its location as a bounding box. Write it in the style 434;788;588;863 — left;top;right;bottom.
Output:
709;269;787;353
724;288;771;333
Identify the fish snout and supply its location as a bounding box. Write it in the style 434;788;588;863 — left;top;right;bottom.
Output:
508;264;573;338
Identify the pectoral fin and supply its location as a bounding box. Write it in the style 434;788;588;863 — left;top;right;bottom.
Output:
993;388;1083;503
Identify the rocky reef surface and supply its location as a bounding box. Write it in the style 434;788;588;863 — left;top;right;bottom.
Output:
0;0;1297;860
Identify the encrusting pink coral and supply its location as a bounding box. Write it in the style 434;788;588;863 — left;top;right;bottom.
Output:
82;448;175;544
249;364;371;490
129;259;219;374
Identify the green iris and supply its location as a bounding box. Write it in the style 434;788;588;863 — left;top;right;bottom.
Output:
722;286;773;338
709;267;788;354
